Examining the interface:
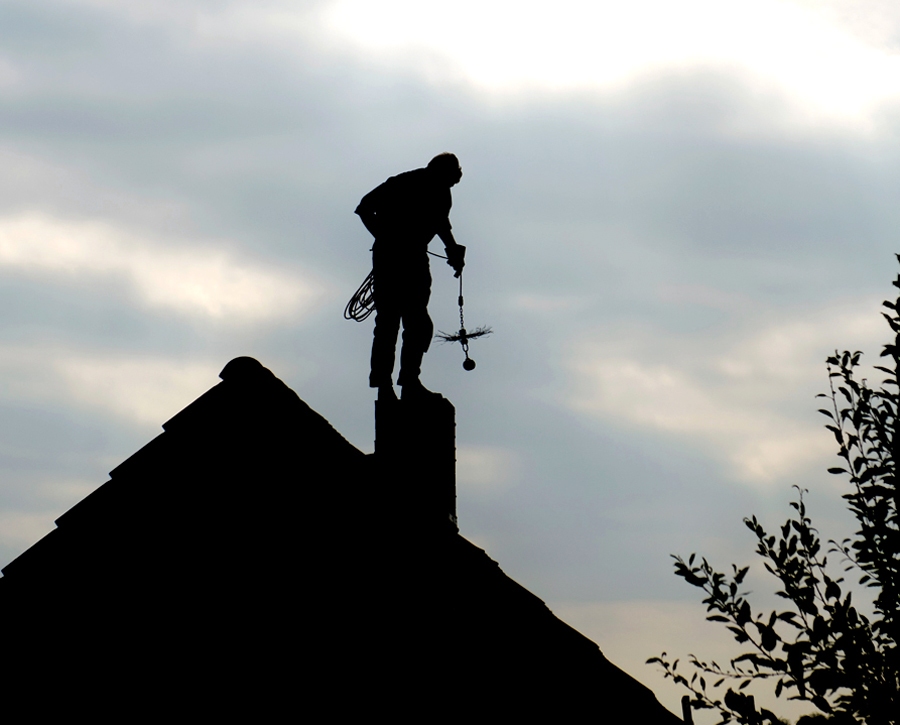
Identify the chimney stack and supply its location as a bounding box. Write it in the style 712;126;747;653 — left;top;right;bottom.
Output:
375;395;457;530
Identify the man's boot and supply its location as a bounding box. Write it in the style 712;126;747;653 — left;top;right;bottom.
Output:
378;384;398;402
401;378;441;401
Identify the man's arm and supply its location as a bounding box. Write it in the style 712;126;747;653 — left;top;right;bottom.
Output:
438;229;465;278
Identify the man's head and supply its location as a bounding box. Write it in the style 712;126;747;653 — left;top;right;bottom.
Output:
428;152;463;186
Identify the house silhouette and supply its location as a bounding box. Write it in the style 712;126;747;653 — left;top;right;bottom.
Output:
0;357;682;720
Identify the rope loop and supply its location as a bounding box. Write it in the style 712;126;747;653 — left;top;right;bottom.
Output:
344;270;375;322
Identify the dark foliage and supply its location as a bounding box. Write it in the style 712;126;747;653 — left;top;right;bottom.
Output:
649;259;900;724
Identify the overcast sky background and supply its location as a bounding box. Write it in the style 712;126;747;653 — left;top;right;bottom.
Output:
3;1;900;718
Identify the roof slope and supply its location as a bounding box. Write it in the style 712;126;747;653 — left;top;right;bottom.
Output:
0;357;681;721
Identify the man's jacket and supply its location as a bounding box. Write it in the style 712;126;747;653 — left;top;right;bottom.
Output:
355;167;452;251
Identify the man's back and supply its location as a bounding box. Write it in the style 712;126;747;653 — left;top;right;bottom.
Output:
356;167;452;248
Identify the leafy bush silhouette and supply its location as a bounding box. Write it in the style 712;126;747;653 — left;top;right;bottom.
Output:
649;260;900;725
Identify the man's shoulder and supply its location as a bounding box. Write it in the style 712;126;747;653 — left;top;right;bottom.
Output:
364;166;448;213
386;167;430;186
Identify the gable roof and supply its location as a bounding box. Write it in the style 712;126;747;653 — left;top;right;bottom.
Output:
0;357;681;721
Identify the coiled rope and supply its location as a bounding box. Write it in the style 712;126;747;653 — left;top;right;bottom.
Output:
343;270;375;322
343;249;448;323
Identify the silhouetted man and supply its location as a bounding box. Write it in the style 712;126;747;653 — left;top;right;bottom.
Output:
356;153;466;401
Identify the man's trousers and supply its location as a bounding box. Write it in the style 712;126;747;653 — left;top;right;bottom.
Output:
369;249;433;388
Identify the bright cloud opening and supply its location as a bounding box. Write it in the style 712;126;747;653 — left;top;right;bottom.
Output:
54;356;219;426
563;301;886;484
0;213;324;323
324;0;900;123
0;344;221;427
457;444;520;494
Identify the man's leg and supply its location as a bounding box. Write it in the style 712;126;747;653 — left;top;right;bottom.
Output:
370;305;401;388
397;266;434;392
370;258;402;390
397;308;433;386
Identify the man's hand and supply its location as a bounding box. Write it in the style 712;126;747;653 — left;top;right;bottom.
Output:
446;244;466;278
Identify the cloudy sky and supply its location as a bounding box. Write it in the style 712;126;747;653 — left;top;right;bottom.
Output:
3;0;900;718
